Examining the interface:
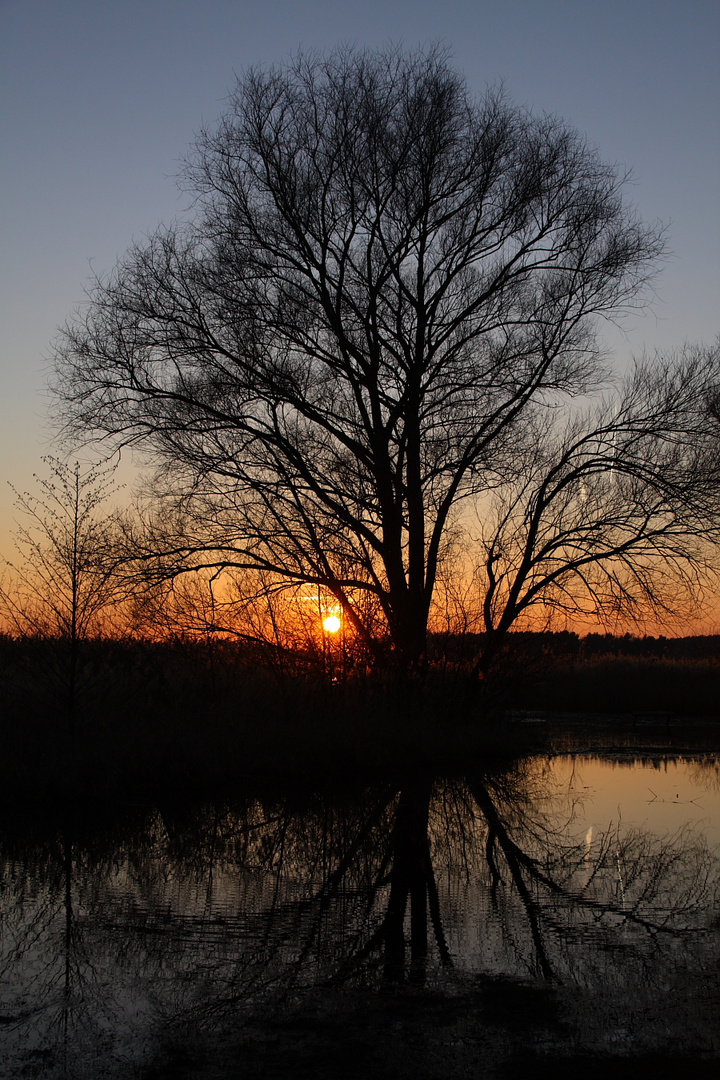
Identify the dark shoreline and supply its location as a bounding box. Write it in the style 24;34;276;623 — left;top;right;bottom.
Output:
2;709;718;810
3;630;720;802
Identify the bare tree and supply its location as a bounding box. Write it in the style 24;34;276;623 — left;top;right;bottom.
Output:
473;344;720;670
0;457;123;719
53;45;719;673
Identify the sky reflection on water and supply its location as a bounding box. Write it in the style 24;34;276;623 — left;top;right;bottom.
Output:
1;752;718;1078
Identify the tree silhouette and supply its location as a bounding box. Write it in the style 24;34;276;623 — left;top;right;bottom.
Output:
0;457;123;723
54;45;720;673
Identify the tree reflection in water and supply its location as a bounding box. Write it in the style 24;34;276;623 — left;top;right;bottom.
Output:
1;756;719;1077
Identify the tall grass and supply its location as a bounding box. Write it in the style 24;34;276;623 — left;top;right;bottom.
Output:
2;632;719;801
0;635;522;801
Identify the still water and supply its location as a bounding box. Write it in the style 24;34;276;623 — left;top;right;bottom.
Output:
1;752;719;1077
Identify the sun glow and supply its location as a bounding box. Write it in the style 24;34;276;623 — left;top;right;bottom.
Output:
322;614;341;634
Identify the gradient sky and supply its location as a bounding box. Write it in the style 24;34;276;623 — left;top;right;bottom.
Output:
1;0;718;563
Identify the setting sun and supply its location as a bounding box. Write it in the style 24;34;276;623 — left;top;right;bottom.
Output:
322;615;341;634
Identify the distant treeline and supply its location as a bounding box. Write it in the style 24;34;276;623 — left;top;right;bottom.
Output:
430;629;720;664
4;627;720;679
488;631;720;719
528;630;720;658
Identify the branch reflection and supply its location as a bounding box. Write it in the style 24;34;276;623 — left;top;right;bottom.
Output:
1;755;718;1076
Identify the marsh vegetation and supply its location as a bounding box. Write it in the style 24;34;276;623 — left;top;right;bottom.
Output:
2;629;720;801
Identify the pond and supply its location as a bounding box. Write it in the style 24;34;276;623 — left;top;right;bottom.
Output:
1;750;719;1078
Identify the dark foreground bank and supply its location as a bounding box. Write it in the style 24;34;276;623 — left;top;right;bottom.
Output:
2;632;720;800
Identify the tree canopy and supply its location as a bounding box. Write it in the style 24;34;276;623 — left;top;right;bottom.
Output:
54;45;720;671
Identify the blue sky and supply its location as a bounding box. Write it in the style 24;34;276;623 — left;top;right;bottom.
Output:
1;0;718;551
